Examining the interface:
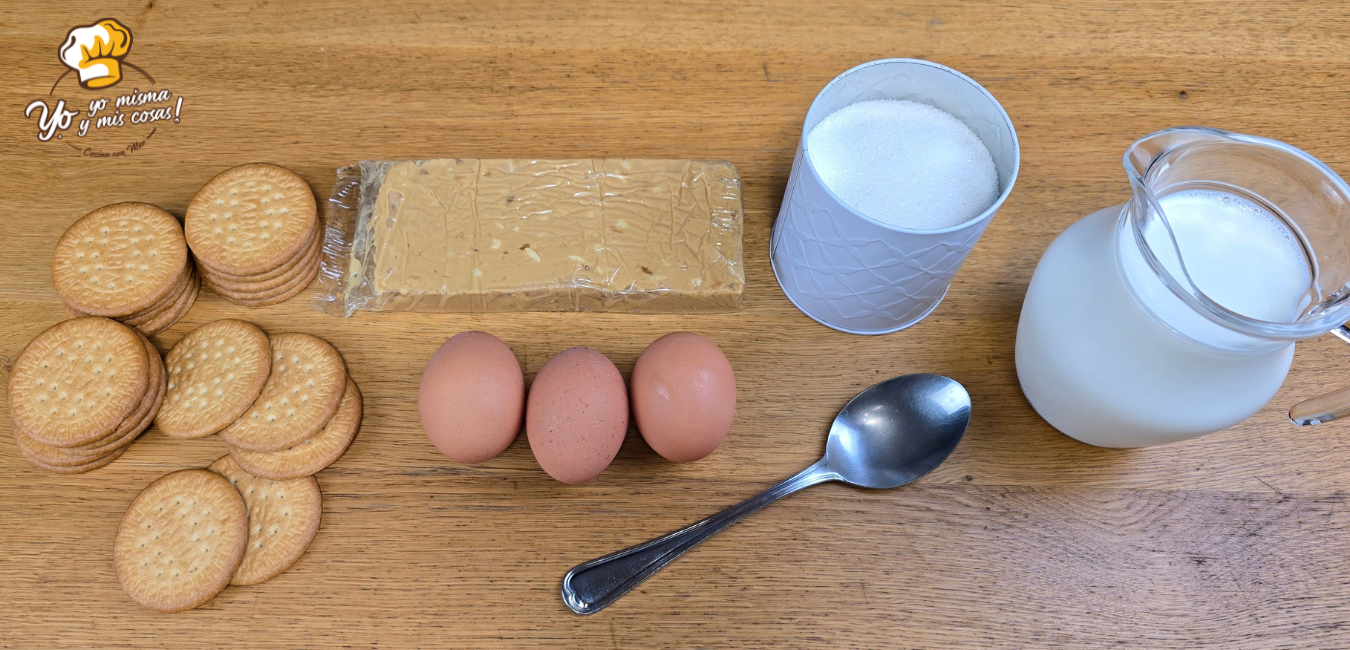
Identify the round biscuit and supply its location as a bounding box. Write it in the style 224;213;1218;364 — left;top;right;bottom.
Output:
46;332;162;452
8;317;149;447
186;164;316;276
114;470;248;612
229;379;362;480
69;354;164;460
52;203;189;317
219;333;345;452
14;334;164;466
157;319;272;439
136;267;201;337
197;221;319;284
208;455;323;586
122;288;189;332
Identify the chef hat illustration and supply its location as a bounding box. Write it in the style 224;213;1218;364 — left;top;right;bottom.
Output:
58;19;133;89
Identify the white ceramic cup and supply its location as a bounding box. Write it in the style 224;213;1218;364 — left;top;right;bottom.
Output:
770;59;1020;335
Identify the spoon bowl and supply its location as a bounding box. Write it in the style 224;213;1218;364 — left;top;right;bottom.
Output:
825;374;971;489
561;373;971;614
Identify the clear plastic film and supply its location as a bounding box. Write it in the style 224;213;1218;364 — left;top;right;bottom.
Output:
315;159;745;316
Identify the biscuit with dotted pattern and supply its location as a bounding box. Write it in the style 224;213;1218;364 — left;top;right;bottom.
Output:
156;319;272;439
7;317;149;447
230;378;362;480
51;202;189;317
208;455;322;585
135;265;201;337
218;333;346;452
14;332;164;468
74;259;191;323
113;469;248;612
185;163;316;276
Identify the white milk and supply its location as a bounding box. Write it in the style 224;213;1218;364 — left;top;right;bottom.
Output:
805;99;999;230
1015;190;1309;447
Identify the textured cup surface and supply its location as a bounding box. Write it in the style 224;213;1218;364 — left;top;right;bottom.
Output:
771;58;1020;335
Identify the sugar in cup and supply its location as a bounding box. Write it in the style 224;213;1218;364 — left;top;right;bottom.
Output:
770;58;1020;335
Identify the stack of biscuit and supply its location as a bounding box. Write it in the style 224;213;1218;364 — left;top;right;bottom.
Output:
185;163;323;307
6;317;166;473
52;202;199;336
155;319;362;479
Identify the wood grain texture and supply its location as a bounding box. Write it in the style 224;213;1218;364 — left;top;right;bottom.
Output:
3;1;1350;647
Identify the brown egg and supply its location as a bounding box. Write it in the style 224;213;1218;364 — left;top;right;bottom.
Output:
526;348;628;484
631;332;736;462
418;331;524;463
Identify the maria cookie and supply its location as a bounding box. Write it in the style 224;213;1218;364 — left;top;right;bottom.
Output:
186;163;317;277
156;319;272;439
218;333;346;452
13;332;164;470
113;469;249;612
7;317;149;448
51;202;189;318
230;378;362;480
208;455;323;585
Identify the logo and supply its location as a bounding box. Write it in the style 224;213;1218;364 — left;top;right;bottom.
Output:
25;18;186;157
59;19;137;89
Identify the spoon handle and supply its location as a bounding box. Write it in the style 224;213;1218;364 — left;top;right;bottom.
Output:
561;459;837;614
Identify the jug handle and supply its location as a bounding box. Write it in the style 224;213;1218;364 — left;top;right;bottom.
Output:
1289;325;1350;425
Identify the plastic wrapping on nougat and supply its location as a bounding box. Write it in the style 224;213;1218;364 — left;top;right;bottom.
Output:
315;159;745;316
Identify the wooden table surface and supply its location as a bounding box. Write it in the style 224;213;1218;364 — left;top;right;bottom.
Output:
5;1;1350;648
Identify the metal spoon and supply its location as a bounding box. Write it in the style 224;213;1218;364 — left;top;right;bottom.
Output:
561;373;971;614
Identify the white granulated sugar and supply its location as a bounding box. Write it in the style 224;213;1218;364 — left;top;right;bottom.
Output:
806;99;999;230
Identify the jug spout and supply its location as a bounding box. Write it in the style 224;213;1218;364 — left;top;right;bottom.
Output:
1122;127;1350;342
1289;325;1350;425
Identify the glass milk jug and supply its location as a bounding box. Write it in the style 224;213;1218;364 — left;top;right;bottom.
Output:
1016;127;1350;447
